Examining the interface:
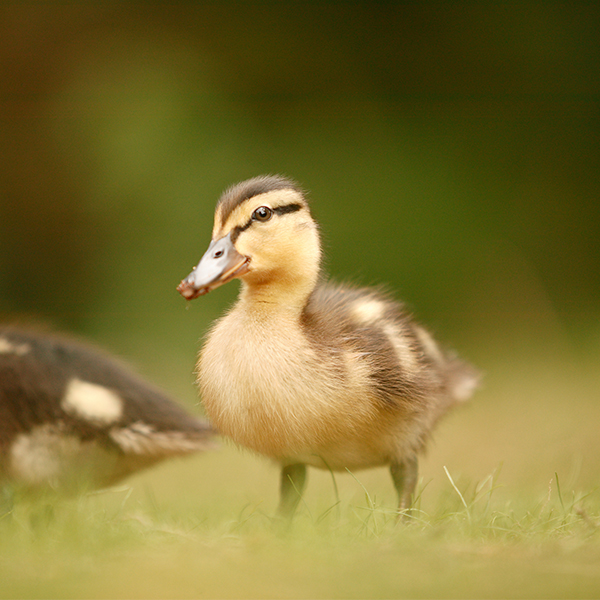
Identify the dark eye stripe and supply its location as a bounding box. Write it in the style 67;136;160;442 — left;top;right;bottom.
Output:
230;203;303;243
273;203;302;216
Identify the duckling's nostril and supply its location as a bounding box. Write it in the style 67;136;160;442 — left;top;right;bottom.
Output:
213;250;224;258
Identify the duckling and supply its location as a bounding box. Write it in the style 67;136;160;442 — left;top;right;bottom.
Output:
177;175;478;517
0;326;214;494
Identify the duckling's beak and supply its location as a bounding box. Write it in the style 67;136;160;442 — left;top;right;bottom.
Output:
177;232;250;300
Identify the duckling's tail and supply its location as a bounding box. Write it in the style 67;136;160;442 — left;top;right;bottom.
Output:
413;324;480;404
444;355;480;403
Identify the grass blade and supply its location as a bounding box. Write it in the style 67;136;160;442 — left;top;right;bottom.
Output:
443;466;470;521
555;472;565;514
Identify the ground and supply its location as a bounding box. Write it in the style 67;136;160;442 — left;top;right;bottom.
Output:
1;351;599;599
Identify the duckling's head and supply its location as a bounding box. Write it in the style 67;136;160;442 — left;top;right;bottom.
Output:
178;175;321;305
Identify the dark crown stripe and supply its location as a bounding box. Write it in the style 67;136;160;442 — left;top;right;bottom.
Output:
230;203;303;244
217;175;303;225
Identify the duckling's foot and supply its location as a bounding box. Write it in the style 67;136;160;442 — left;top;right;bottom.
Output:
390;456;418;520
276;463;307;520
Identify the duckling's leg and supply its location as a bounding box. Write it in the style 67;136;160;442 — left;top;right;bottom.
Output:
277;463;307;519
390;455;418;514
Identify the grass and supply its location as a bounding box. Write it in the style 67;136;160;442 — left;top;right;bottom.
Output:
0;454;598;599
1;350;599;598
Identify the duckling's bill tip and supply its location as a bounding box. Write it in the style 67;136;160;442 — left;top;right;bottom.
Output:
177;279;210;300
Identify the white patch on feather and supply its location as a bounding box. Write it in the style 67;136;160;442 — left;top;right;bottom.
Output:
9;424;86;485
413;326;444;364
0;337;31;356
110;422;209;455
352;299;385;324
8;423;120;489
61;378;123;425
383;322;418;376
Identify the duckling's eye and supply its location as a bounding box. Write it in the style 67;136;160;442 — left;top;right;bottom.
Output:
252;206;273;222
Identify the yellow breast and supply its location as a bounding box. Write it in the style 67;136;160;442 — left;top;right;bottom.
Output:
198;306;400;468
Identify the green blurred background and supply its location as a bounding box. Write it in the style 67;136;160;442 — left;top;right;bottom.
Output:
0;2;599;499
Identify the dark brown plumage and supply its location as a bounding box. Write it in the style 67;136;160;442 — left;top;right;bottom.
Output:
0;326;214;493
